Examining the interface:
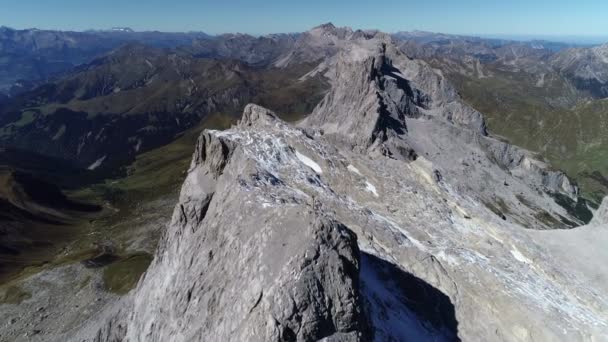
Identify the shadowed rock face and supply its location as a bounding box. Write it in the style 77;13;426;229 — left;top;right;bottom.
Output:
303;43;419;160
360;253;460;342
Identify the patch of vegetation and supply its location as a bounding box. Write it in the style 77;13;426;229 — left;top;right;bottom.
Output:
0;112;233;286
0;116;222;284
14;110;37;127
549;192;594;224
0;58;327;288
483;197;510;220
0;284;31;304
251;63;329;122
515;194;534;209
72;111;234;209
534;211;568;229
102;253;153;295
447;69;608;203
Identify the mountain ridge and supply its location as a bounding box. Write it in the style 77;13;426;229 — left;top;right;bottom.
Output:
0;43;328;170
62;27;608;342
1;23;607;342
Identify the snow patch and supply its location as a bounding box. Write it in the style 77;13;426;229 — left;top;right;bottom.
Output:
535;73;546;87
52;125;66;140
87;155;106;170
347;164;362;175
511;247;532;264
365;181;379;197
134;139;142;152
436;250;460;266
295;151;322;174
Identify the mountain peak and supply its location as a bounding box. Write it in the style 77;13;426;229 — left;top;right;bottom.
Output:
313;22;336;30
302;41;418;160
238;104;279;128
309;22;352;38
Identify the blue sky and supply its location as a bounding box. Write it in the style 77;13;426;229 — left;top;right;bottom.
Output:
0;0;607;38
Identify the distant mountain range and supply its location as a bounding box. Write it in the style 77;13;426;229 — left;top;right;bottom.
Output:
1;26;603;95
1;25;607;201
0;26;211;95
0;42;326;171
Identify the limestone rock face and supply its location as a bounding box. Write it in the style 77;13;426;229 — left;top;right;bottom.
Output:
302;43;418;159
238;103;280;128
301;29;488;152
80;109;369;342
481;138;579;198
300;26;578;205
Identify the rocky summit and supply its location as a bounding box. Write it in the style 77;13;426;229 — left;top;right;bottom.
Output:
64;29;608;342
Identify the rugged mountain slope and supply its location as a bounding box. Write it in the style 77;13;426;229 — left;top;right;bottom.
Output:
0;44;327;170
0;26;210;95
0;117;233;339
551;44;608;97
0;167;100;281
74;101;604;340
392;31;584;52
186;33;298;66
394;32;608;202
0;24;605;342
62;29;608;342
0;146;105;279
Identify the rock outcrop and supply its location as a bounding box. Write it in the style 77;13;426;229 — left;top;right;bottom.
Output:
298;26;487;138
299;27;577;207
481;138;579;198
77;105;369;342
302;43;418;160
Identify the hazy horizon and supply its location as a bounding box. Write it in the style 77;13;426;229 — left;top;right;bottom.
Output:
1;0;607;39
2;23;608;46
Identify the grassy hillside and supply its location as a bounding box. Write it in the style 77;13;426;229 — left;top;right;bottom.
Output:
0;44;328;170
0;102;311;294
449;69;608;202
0;42;328;293
0;168;100;284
